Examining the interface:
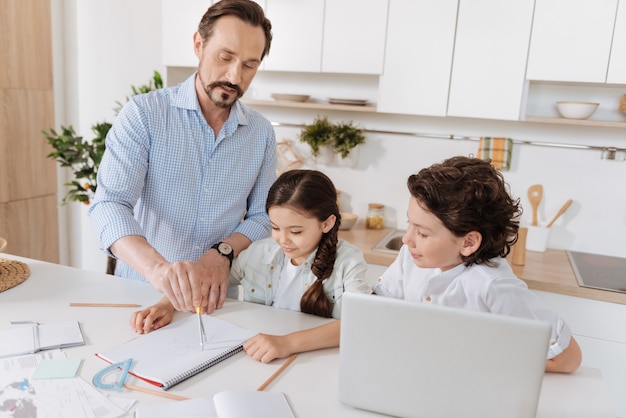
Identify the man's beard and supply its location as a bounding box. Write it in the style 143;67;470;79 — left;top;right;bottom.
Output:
198;73;243;109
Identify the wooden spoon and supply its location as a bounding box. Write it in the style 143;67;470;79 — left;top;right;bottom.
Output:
546;199;573;228
527;184;543;226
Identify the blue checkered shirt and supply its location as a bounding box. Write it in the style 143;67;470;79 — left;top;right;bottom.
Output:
89;73;277;282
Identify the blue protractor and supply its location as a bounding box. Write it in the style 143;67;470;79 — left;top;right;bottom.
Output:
92;358;133;391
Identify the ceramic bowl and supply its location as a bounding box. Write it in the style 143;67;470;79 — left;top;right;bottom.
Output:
556;101;599;120
339;212;358;230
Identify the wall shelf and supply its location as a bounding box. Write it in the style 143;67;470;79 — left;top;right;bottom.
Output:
241;99;377;113
525;116;626;129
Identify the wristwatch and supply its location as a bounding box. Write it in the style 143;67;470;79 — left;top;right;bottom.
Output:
211;242;234;267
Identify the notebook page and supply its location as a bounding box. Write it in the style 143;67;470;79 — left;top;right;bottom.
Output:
96;315;258;388
0;325;36;358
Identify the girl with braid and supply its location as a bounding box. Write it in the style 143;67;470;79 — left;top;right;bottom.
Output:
131;170;370;363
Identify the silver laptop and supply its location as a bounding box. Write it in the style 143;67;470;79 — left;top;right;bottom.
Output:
339;292;550;418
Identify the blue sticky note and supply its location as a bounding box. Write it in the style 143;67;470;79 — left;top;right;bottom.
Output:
30;358;82;380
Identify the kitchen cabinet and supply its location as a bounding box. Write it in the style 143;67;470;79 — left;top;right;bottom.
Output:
607;0;626;84
162;0;208;67
262;0;324;72
0;0;59;262
321;0;388;75
377;0;457;116
447;0;535;121
526;0;619;83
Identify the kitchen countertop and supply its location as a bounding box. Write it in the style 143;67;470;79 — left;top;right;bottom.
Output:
339;223;626;306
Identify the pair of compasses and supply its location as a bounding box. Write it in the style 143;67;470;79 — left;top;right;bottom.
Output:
195;306;207;350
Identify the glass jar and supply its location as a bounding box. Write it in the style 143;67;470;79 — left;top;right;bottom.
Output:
366;203;385;230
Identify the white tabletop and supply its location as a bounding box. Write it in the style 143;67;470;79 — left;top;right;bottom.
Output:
0;254;617;417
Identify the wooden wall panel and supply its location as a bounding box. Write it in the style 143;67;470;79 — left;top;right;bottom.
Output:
0;195;59;263
0;0;53;90
0;89;56;203
0;0;58;262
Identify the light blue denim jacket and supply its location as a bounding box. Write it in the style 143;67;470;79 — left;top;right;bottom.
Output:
228;238;370;318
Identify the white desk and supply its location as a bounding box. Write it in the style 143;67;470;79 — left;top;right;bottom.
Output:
0;254;617;417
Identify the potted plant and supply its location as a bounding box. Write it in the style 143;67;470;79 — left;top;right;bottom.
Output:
298;115;335;164
41;71;163;206
331;120;366;162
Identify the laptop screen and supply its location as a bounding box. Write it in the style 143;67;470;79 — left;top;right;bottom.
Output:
338;292;550;418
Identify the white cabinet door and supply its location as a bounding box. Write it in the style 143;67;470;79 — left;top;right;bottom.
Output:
162;0;209;67
447;0;535;121
526;0;618;83
321;0;388;75
262;0;324;72
377;0;457;116
607;0;626;84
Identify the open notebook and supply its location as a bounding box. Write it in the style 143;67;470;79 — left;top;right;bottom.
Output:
339;292;551;418
0;321;85;359
96;315;257;390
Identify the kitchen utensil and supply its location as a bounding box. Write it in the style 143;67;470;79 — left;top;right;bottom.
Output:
527;184;543;226
556;101;599;120
546;199;573;228
511;227;528;266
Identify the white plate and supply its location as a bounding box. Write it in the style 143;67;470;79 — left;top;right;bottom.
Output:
271;93;310;102
328;98;369;106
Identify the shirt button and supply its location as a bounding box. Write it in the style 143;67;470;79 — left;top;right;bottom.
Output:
267;284;272;288
251;288;255;293
377;277;382;283
204;188;209;192
425;296;432;302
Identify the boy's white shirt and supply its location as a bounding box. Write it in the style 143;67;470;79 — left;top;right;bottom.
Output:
373;244;571;359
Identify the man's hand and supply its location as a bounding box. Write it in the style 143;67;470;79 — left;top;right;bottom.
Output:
148;252;229;313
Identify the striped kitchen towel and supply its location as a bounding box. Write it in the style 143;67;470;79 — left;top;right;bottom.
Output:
477;137;513;171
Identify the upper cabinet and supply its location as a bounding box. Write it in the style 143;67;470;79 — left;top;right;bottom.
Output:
607;0;626;84
447;0;535;120
377;0;457;116
379;0;535;121
526;0;619;83
163;0;388;75
321;0;388;74
162;0;209;67
263;0;324;72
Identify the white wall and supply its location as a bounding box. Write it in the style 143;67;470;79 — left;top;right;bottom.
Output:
53;0;626;274
51;0;163;272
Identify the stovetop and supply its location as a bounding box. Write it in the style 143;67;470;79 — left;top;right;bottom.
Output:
567;250;626;294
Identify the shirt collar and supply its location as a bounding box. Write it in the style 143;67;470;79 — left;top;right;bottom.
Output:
173;73;250;131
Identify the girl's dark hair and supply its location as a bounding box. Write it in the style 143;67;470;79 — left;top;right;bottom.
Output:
407;156;522;267
198;0;273;59
266;170;340;318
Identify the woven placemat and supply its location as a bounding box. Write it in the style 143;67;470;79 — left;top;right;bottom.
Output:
0;257;30;292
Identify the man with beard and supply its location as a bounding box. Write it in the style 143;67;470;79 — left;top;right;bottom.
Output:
89;0;276;316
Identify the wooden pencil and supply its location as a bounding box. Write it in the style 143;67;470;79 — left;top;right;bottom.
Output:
124;383;190;401
256;353;297;391
69;303;141;308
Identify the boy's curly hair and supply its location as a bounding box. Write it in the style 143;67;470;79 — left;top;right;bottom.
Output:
407;156;522;266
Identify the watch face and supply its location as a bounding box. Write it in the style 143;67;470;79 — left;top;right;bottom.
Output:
218;242;233;255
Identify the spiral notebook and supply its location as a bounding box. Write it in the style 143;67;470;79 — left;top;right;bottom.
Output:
96;315;258;390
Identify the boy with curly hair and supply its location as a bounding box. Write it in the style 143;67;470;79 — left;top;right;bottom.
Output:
373;156;581;373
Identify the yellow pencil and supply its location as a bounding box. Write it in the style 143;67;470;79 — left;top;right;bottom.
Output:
257;354;297;391
69;303;141;308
